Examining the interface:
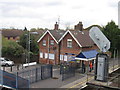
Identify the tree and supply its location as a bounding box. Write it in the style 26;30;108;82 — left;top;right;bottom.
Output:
19;31;28;49
2;37;25;57
102;20;120;55
19;31;39;55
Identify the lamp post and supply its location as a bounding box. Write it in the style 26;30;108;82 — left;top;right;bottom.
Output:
27;31;38;66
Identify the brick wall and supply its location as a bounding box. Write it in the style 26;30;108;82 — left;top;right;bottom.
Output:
38;32;98;65
38;33;60;64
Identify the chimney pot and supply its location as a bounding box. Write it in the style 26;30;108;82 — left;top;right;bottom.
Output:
54;22;59;30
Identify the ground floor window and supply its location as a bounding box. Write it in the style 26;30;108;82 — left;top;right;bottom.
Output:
40;52;43;58
60;55;63;60
45;53;48;59
64;55;67;61
49;53;55;60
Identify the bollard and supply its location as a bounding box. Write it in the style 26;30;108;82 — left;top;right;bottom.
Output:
11;66;12;72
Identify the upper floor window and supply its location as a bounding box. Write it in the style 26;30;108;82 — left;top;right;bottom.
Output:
50;40;54;45
42;40;46;46
67;39;72;48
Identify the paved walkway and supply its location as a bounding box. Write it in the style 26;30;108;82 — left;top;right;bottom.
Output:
30;67;85;88
1;58;119;89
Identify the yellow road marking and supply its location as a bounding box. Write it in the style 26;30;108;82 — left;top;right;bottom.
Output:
67;64;119;89
68;76;94;89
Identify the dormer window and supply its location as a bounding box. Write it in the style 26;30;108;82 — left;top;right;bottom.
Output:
50;40;54;45
67;39;72;48
43;40;46;46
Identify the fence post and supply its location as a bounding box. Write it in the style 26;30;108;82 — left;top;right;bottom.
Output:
17;65;19;70
36;68;38;82
16;72;18;89
51;65;53;78
41;66;43;80
10;66;12;72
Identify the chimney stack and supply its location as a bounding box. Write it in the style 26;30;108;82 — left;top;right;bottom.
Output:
54;22;59;30
74;22;83;31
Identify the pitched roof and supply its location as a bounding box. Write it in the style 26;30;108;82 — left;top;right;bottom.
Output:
76;49;98;59
2;29;24;37
70;30;94;47
49;30;66;41
59;30;94;47
37;30;66;44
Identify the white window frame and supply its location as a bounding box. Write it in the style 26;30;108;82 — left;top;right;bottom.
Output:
49;53;55;60
45;53;48;59
67;39;72;48
60;55;63;60
42;40;46;46
40;52;43;58
64;55;67;61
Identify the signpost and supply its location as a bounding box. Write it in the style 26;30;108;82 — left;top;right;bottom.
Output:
89;27;110;82
89;27;110;52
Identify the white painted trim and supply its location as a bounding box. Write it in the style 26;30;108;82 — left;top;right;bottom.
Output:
68;30;82;47
48;31;58;44
37;30;49;42
23;62;37;67
37;30;58;44
75;57;95;61
58;30;68;42
58;30;82;47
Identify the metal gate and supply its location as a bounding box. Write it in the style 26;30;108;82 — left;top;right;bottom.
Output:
41;64;53;80
60;64;75;81
17;64;53;84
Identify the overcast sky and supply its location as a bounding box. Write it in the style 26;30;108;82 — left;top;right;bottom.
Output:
0;0;119;30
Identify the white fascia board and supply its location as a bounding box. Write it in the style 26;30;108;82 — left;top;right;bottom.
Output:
37;30;49;43
75;57;96;61
37;30;58;44
58;30;69;42
68;30;82;47
58;30;82;47
48;31;58;44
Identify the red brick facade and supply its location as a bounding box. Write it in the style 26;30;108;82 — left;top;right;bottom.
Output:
38;30;98;65
59;33;98;63
38;32;60;64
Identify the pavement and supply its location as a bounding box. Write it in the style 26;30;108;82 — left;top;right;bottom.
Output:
1;58;119;89
30;67;85;88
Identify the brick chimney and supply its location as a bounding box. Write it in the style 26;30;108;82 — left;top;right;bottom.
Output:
54;22;59;30
74;22;83;31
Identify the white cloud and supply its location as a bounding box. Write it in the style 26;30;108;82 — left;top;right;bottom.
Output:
0;0;119;29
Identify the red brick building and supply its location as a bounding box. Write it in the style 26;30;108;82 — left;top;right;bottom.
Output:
37;22;98;65
1;29;24;42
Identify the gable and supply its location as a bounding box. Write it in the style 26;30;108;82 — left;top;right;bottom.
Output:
59;30;82;47
37;30;58;44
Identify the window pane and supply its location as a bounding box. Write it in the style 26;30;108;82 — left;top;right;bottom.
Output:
50;40;54;45
43;40;46;46
40;52;43;58
45;53;48;58
60;55;63;60
64;55;67;61
67;39;72;48
49;53;55;60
